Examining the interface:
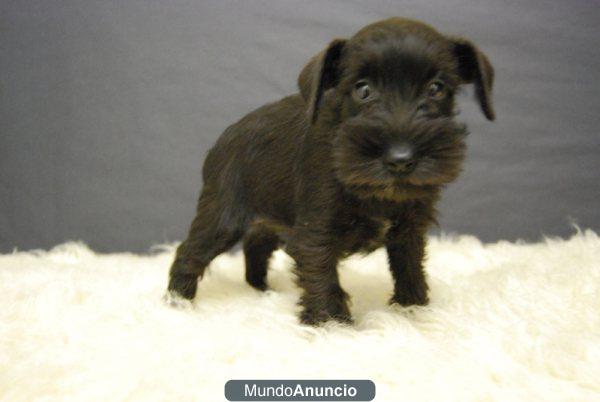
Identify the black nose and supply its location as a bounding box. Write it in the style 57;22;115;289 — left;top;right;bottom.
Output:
385;145;415;173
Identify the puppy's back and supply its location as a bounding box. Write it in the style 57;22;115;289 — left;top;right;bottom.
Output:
202;94;309;225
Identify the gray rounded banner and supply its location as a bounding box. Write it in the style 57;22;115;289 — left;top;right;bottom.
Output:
224;380;375;401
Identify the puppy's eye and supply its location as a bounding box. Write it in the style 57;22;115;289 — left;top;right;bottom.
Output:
353;81;374;102
427;81;446;100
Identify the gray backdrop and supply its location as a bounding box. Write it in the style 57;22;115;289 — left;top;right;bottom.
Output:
1;0;599;253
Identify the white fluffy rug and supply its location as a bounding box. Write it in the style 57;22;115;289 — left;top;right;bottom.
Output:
1;230;599;402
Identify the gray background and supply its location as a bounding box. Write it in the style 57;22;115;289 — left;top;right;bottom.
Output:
1;0;599;253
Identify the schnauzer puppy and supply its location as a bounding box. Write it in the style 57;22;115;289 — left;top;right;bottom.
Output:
167;17;495;325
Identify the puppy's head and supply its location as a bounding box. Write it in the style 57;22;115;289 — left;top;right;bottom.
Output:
298;18;495;199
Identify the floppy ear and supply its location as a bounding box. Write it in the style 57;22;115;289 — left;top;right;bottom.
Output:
452;38;496;121
297;39;347;124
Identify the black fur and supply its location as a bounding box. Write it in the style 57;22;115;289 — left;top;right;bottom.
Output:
167;17;495;325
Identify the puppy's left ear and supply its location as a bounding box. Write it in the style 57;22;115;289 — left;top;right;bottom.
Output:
298;39;347;124
452;38;496;121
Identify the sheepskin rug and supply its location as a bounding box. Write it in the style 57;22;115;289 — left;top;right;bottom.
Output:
1;229;599;402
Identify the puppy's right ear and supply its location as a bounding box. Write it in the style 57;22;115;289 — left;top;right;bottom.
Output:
298;39;347;124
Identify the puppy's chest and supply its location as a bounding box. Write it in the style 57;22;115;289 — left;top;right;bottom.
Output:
333;213;393;255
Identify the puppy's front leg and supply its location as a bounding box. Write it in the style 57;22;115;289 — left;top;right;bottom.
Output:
288;230;351;325
386;227;429;307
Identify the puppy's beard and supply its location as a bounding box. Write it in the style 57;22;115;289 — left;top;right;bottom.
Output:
333;146;466;188
332;159;435;201
401;157;465;186
332;119;467;199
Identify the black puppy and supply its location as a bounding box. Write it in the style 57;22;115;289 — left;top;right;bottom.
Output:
167;17;495;325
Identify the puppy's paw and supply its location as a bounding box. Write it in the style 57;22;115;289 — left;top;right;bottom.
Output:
247;278;269;292
300;314;352;326
299;306;353;326
167;273;198;300
390;286;429;307
299;289;353;326
163;291;194;309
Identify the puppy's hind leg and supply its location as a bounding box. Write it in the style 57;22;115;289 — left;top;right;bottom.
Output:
243;225;280;291
167;190;244;302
